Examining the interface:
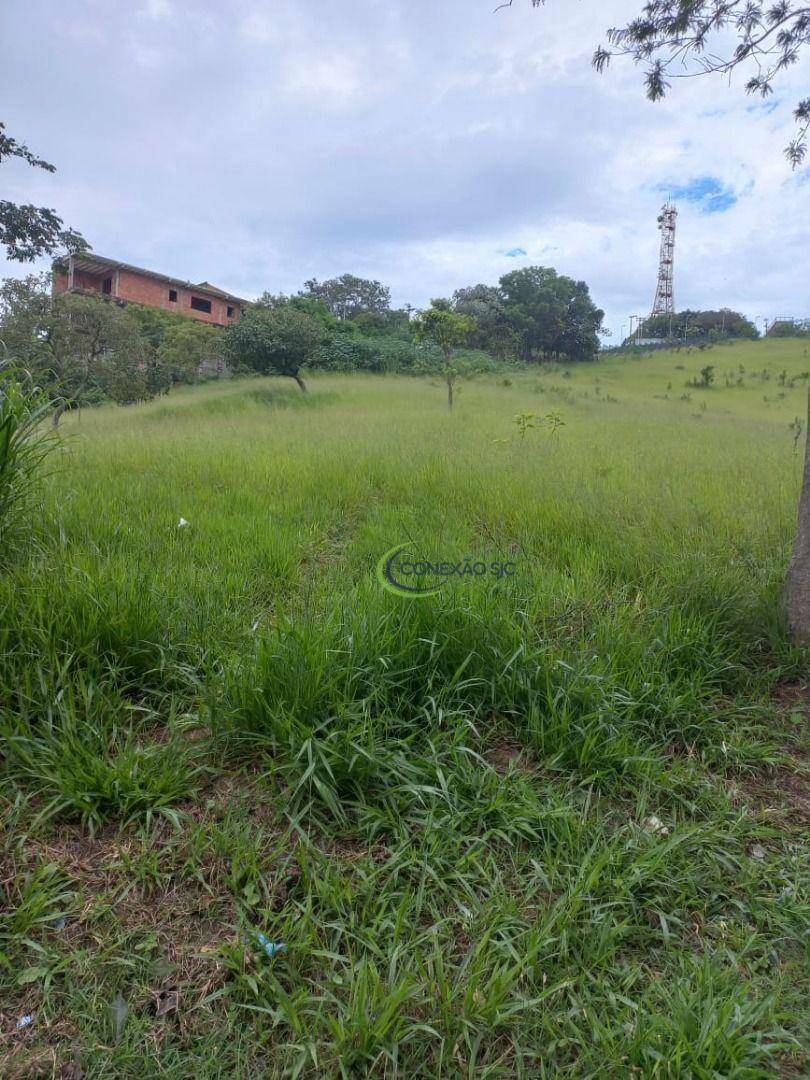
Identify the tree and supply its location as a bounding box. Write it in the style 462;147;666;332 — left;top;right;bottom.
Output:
221;305;331;392
499;267;564;361
452;284;515;356
0;122;89;261
549;278;606;361
498;266;603;361
0;277;165;421
0;273;54;364
255;291;341;332
158;320;222;384
96;325;170;405
413;299;476;408
348;308;413;336
49;295;163;416
125;304;188;349
641;309;759;341
301;274;391;321
510;1;810;165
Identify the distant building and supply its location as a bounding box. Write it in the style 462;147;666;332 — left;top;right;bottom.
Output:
53;253;248;327
767;317;810;336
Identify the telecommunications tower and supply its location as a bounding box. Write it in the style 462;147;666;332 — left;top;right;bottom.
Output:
650;201;677;317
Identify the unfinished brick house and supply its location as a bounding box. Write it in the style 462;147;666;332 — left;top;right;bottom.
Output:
52;254;248;327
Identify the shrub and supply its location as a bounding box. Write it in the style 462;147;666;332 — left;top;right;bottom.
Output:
375;337;429;371
310;335;384;372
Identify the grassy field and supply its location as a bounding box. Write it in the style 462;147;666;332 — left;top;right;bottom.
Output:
1;338;808;1077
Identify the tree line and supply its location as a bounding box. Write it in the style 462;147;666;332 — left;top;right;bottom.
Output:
638;310;759;344
0;265;606;418
223;266;605;399
0;267;782;421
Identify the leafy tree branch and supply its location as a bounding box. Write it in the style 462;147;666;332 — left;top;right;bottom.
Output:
501;2;810;165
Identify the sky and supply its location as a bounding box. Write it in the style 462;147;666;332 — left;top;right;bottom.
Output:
1;0;808;340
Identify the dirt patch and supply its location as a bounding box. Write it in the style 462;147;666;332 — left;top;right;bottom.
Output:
772;680;810;715
486;741;535;776
732;682;810;827
735;761;810;827
0;821;239;1079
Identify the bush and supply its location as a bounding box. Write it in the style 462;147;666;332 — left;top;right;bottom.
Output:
309;335;513;376
409;346;512;377
375;337;430;371
309;333;426;373
310;335;385;372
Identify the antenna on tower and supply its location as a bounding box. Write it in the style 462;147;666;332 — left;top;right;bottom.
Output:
650;201;677;319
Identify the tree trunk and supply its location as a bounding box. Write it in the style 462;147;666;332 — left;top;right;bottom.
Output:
447;376;453;410
293;373;307;394
785;388;810;641
51;402;67;427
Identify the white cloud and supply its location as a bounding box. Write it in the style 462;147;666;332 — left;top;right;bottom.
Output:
140;0;173;19
280;52;362;104
0;0;808;338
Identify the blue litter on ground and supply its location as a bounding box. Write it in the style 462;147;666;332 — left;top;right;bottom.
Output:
256;934;285;958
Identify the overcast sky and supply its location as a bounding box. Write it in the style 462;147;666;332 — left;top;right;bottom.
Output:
2;0;808;339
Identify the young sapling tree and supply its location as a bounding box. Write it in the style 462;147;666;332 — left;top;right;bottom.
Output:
413;300;476;409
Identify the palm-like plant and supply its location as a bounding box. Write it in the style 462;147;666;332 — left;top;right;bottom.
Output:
0;360;56;555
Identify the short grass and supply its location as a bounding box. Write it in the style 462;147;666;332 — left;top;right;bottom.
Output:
1;338;809;1077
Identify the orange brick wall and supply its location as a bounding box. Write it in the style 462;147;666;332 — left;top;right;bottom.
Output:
53;269;106;294
53;267;242;326
117;270;236;325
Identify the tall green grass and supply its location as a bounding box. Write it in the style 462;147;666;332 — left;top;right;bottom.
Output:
0;364;55;556
0;340;807;1076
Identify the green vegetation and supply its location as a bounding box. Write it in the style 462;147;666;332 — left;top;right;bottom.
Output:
0;275;172;421
0;363;55;554
0;121;87;262
300;273;392;321
769;319;810;339
275;266;606;374
1;338;808;1076
0;262;608;426
222;304;331;393
413;299;477;408
640;309;759;344
156;320;222;385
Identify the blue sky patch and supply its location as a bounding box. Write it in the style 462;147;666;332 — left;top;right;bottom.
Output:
504;247;527;257
661;176;737;213
746;99;780;116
